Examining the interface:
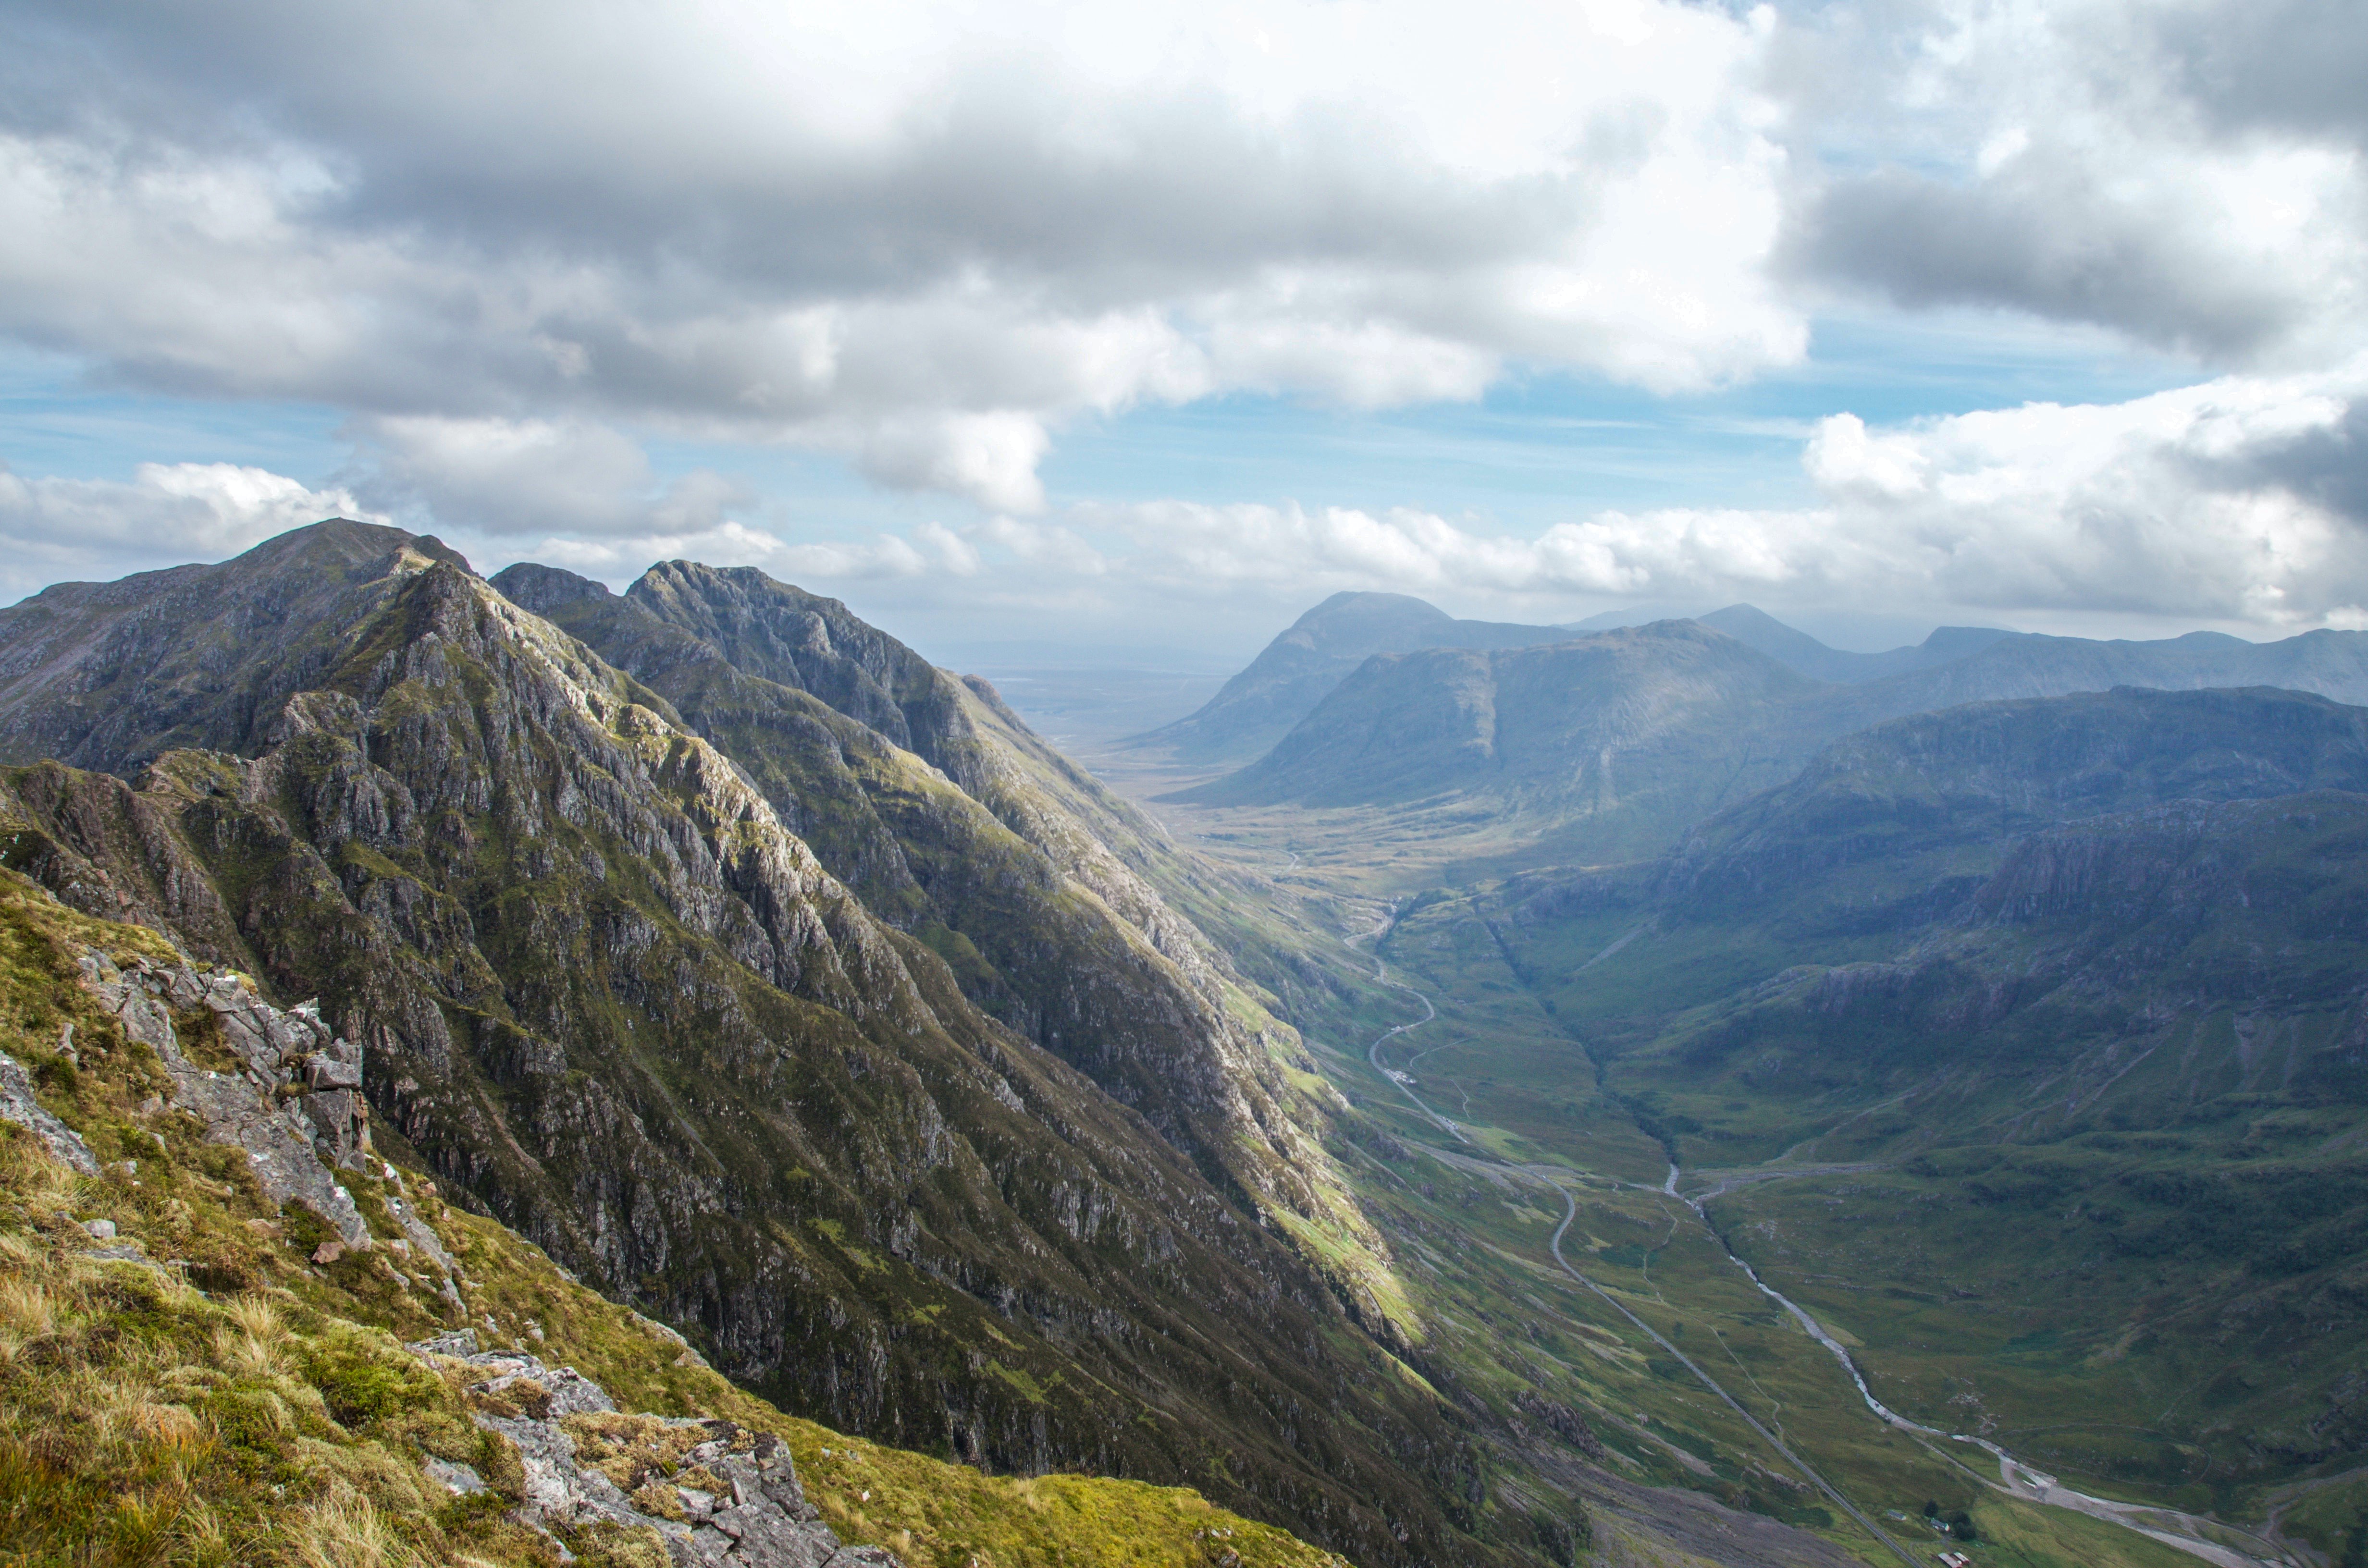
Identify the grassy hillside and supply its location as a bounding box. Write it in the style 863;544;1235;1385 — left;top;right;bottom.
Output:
1358;717;2368;1553
0;864;1345;1568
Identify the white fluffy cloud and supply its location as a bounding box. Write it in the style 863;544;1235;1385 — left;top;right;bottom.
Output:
492;519;978;591
5;0;2366;641
1776;0;2368;361
0;0;1796;510
0;462;382;600
1051;361;2368;629
354;416;753;540
12;360;2356;642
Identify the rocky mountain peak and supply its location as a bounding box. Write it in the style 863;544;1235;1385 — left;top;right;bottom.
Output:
0;522;1479;1567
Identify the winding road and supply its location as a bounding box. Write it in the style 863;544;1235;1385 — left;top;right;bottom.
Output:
1659;1171;2287;1568
1351;936;1919;1566
1362;954;1467;1144
1350;924;2288;1568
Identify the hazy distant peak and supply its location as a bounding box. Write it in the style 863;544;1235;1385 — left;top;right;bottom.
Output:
1918;625;2017;658
488;561;612;614
1126;590;1568;763
1270;592;1464;657
1304;589;1446;614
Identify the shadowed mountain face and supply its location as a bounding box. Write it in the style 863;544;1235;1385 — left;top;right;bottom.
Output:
1129;591;1572;763
0;524;1500;1568
1481;684;2368;1003
1178;604;2368;870
1670;683;2368;917
1166;622;1830;862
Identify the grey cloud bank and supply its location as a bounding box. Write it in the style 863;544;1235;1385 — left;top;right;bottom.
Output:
0;0;2365;649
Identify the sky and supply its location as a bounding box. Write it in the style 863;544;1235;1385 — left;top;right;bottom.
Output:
2;0;2366;664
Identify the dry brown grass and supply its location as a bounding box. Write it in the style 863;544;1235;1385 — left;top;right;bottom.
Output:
0;863;1351;1568
286;1484;432;1568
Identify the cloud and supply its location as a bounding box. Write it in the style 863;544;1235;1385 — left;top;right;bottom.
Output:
10;359;2359;647
354;416;751;539
0;461;381;600
479;515;988;594
1774;0;2368;363
1065;361;2368;629
976;515;1109;576
0;0;1800;508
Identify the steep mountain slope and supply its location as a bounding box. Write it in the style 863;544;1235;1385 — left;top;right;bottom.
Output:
1129;592;1570;764
488;561;1350;1240
1169;622;1827;863
0;863;1345;1568
0;524;1494;1566
0;522;480;771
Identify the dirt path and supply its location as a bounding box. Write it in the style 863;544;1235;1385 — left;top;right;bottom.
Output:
1347;909;2291;1567
1541;1182;1926;1568
1667;1165;2293;1568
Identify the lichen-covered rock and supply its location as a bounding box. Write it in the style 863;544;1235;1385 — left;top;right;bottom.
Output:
0;1044;99;1175
74;947;373;1249
407;1334;894;1568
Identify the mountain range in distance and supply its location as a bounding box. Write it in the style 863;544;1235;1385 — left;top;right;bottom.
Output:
1132;589;2368;772
1142;590;2368;875
9;521;2368;1568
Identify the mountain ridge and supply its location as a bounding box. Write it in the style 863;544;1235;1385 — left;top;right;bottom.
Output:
1178;608;2368;873
0;525;1499;1566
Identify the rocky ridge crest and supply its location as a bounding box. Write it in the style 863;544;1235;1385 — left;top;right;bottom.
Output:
407;1328;900;1568
0;525;1487;1566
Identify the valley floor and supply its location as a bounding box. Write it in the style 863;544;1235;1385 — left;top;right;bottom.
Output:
1070;745;2347;1568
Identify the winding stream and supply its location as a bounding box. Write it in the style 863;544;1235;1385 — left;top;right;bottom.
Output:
1664;1164;2292;1568
1350;913;2290;1567
1354;939;1918;1564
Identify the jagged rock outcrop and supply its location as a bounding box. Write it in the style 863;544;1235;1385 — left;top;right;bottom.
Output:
1512;1391;1608;1463
408;1330;898;1568
75;945;375;1250
495;559;1344;1226
0;1044;99;1174
0;523;1490;1568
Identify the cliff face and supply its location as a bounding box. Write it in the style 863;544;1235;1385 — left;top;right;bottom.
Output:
492;562;1343;1233
0;527;1487;1567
